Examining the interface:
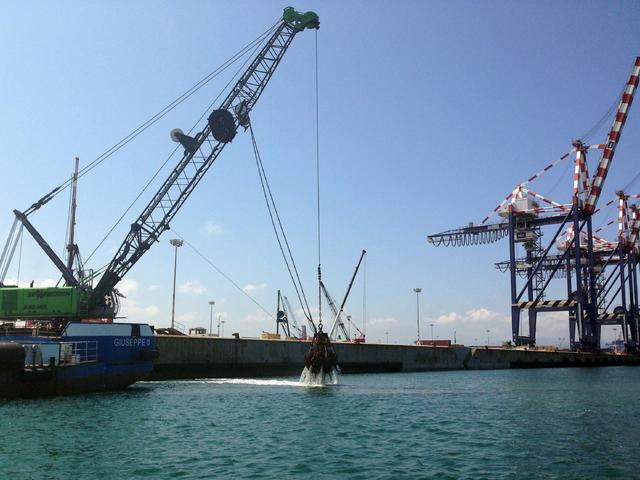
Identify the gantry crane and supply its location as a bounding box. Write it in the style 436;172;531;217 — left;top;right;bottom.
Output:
428;57;640;352
0;7;320;325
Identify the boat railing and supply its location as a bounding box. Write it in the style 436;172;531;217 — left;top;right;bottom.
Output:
59;341;98;364
174;320;186;334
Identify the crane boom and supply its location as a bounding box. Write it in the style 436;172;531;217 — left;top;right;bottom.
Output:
329;250;366;337
283;294;307;338
320;281;350;341
90;9;319;313
584;57;640;215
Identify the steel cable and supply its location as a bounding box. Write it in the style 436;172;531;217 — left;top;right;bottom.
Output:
249;124;314;325
83;26;274;267
22;22;280;216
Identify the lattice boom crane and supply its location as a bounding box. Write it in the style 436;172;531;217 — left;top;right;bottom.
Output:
0;7;319;322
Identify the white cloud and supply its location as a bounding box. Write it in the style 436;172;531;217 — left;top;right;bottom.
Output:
369;317;399;326
147;284;160;292
434;308;505;325
3;278;57;288
245;310;270;323
177;312;198;324
178;280;207;295
204;222;226;236
118;278;139;297
436;312;462;325
466;308;500;322
114;278;160;321
243;283;267;293
124;303;160;319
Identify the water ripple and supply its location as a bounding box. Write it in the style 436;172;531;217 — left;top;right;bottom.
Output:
1;368;639;479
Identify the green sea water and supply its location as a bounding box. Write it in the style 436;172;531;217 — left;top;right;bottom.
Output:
1;367;639;479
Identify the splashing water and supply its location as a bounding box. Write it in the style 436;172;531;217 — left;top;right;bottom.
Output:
299;366;340;386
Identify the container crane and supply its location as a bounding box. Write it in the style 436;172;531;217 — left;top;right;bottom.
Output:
0;7;320;325
428;57;639;352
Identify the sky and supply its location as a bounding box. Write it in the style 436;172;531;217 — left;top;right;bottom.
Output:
0;1;639;346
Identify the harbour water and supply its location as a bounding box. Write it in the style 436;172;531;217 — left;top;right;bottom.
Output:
1;367;639;479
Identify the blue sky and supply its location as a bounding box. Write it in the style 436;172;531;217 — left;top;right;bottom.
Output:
0;1;639;346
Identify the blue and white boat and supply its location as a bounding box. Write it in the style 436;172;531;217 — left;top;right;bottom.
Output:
0;321;157;398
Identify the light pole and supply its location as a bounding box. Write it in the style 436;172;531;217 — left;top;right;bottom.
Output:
385;331;389;344
169;238;183;329
486;329;490;346
221;319;225;337
208;301;215;335
413;288;422;343
430;323;434;341
217;314;222;337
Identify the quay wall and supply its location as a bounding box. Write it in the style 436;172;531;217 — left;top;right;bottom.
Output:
149;336;640;380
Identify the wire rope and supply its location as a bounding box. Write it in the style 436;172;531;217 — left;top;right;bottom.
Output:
83;25;274;266
169;229;275;320
249;124;313;324
578;86;625;143
23;22;280;215
314;29;322;331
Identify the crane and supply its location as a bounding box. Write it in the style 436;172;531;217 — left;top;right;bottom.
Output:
427;57;639;352
0;7;320;324
321;249;367;342
321;282;366;343
320;281;349;341
283;294;311;339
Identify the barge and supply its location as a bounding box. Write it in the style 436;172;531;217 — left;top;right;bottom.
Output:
0;321;157;398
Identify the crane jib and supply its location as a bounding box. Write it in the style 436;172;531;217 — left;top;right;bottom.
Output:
89;8;319;314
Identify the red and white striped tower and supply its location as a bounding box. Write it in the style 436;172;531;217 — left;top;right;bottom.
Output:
584;57;640;215
572;141;588;204
629;205;640;252
617;191;628;242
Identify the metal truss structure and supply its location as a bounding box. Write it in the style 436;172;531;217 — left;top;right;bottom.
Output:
428;57;640;352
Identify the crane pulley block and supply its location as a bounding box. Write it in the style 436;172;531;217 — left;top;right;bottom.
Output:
283;7;319;32
208;109;237;143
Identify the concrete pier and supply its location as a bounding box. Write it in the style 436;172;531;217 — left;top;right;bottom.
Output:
149;336;640;380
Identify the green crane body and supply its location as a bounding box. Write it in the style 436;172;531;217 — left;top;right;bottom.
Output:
283;7;319;31
0;287;89;319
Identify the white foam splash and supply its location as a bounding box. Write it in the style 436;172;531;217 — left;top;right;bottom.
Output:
299;366;340;387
